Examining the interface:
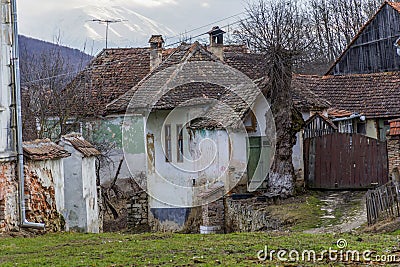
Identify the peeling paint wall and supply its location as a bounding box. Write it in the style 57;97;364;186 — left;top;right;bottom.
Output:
145;108;248;231
0;158;66;232
24;159;65;232
89;117;147;186
62;143;100;233
0;161;18;231
82;157;99;233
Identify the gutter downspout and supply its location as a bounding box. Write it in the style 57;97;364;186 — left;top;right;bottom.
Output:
10;0;45;230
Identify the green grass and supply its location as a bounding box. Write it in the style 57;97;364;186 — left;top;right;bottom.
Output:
1;232;399;266
267;194;325;231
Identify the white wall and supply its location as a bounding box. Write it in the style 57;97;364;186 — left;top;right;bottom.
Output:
146;107;248;208
146;109;197;208
0;1;14;157
292;112;311;178
82;157;99;233
61;142;99;233
29;159;65;215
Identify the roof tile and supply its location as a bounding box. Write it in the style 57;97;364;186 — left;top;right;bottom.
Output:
23;139;70;160
61;133;101;157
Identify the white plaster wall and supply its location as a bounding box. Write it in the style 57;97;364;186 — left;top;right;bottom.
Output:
82;157;99;233
147;108;250;209
292;112;311;175
147;109;197;208
0;1;13;155
62;146;85;232
246;94;270;138
366;119;378;139
31;159;65;215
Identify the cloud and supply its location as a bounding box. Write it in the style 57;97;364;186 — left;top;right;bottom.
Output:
83;0;178;8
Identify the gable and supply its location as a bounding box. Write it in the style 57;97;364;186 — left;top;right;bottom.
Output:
328;2;400;75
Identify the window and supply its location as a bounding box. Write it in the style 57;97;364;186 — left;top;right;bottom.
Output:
338;120;353;134
164;125;172;162
177;125;184;162
357;122;366;135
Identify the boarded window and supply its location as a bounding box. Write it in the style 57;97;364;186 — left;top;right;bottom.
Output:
165;125;172;162
177;125;183;162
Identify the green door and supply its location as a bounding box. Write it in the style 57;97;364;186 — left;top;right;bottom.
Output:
247;136;272;191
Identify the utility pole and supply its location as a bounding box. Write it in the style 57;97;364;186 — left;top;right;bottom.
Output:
88;19;126;49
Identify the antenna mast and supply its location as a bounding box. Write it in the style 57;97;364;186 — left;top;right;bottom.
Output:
88;19;126;49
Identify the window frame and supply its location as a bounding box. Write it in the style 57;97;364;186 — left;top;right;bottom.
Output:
164;124;172;162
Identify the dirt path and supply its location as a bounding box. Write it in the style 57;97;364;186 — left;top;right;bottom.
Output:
304;191;367;234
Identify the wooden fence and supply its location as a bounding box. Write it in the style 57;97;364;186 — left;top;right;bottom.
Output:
366;181;400;225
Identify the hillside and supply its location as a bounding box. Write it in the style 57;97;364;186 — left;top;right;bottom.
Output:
19;35;92;81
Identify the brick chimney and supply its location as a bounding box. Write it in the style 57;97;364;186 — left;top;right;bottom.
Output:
208;26;225;61
149;35;164;71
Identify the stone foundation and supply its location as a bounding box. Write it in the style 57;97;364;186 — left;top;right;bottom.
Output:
225;197;281;232
127;191;149;232
201;198;224;233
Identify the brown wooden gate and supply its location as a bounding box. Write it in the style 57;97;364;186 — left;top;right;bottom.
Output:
304;133;388;189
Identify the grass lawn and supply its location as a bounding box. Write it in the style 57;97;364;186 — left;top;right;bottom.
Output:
1;231;400;266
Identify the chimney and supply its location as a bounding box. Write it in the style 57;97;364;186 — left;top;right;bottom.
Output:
149;35;164;71
208;26;225;61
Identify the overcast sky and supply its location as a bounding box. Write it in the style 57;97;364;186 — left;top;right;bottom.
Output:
17;0;246;51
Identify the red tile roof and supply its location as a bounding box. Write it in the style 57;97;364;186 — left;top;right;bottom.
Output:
296;72;400;119
67;47;173;116
61;133;100;157
23;139;70;160
389;119;400;135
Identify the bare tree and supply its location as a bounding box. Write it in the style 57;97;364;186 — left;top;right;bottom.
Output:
20;37;90;140
308;0;383;67
238;0;307;197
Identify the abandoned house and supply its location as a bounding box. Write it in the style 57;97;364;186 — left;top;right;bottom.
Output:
59;21;371;231
4;0;398;233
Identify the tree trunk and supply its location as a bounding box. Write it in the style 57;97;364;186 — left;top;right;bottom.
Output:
265;49;303;197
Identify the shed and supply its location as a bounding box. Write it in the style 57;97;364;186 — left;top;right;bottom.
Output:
22;139;70;231
59;133;101;233
304;113;337;139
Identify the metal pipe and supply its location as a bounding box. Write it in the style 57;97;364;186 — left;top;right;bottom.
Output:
10;0;45;230
331;114;361;122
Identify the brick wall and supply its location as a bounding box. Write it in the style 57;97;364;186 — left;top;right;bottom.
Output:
0;159;65;232
0;161;18;232
24;160;65;232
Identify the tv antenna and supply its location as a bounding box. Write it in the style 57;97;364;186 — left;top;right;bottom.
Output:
87;19;127;49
